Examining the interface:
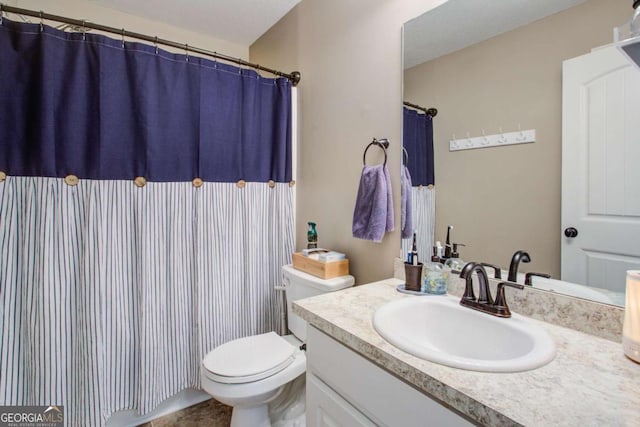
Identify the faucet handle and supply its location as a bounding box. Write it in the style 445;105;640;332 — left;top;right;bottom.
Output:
493;282;525;318
480;263;502;279
524;272;551;286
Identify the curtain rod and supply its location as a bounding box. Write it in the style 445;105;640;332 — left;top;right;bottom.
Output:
403;101;437;117
0;3;301;86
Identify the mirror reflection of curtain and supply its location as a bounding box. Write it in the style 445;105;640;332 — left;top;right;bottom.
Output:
401;107;435;262
0;19;293;426
403;108;434;186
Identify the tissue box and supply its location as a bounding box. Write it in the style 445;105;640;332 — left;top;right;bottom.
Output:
292;252;349;279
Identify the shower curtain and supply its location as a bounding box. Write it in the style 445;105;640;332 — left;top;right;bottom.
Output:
401;107;435;260
0;19;294;426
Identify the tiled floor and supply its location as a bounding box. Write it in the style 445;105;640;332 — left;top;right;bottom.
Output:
140;399;232;427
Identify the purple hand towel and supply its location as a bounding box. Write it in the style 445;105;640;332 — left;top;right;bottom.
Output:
352;164;395;243
401;165;413;239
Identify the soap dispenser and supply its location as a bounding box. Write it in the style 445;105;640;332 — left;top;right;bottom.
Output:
444;243;466;271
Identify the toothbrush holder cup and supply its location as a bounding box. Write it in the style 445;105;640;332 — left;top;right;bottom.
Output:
404;262;423;292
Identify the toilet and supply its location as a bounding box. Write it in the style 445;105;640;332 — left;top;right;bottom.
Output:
201;264;354;427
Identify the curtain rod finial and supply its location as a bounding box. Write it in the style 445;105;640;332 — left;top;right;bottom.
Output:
290;71;301;86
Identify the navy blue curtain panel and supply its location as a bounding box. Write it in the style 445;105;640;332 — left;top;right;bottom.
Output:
403;107;434;186
0;19;292;183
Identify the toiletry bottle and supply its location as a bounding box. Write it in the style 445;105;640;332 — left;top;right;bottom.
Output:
431;246;440;263
444;243;466;271
435;241;444;261
307;222;318;249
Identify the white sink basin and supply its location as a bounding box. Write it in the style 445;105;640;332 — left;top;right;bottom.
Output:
372;295;556;372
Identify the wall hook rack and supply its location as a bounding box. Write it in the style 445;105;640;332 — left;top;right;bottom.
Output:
449;128;536;152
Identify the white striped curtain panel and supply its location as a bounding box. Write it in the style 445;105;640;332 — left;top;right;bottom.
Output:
0;177;294;425
401;187;436;261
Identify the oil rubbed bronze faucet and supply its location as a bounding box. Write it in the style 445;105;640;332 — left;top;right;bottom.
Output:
508;250;531;282
480;262;502;279
460;262;524;318
525;272;551;286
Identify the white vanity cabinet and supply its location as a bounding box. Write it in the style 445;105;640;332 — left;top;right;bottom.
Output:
305;326;473;427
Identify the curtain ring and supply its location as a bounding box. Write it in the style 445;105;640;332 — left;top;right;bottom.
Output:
121;28;125;48
39;11;44;32
154;36;158;54
82;20;87;41
185;44;189;62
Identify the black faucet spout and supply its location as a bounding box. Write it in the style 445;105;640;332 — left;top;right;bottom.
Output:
459;262;493;305
508;250;531;282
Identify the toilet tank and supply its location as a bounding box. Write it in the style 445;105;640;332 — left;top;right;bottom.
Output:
282;264;354;341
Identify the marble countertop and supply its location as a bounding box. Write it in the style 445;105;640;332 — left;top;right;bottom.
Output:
293;278;640;426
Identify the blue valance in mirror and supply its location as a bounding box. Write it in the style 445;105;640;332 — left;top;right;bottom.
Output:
402;107;434;186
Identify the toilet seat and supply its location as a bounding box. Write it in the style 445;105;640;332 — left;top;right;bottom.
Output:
203;332;298;384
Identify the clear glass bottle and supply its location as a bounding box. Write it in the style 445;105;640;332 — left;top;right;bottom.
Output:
307;222;318;249
422;261;448;294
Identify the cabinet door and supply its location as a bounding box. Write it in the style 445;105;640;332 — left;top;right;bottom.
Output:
307;374;376;427
307;326;474;426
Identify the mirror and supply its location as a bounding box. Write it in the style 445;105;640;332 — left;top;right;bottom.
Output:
402;0;637;307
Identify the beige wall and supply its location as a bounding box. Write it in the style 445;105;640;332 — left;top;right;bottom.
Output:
10;0;248;59
250;0;446;284
404;0;628;278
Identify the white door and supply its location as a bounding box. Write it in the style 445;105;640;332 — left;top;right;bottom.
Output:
562;46;640;293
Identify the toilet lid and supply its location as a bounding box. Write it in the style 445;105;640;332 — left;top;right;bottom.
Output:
203;332;297;384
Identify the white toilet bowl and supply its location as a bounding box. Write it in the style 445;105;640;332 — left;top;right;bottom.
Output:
201;334;305;427
201;265;354;427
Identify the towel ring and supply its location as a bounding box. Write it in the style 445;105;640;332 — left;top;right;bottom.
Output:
402;147;408;166
363;138;389;167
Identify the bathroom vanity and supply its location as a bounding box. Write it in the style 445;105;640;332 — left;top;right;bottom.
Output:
306;325;472;426
294;277;640;426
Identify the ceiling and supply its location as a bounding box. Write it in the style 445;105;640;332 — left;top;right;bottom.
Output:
89;0;301;46
404;0;590;69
